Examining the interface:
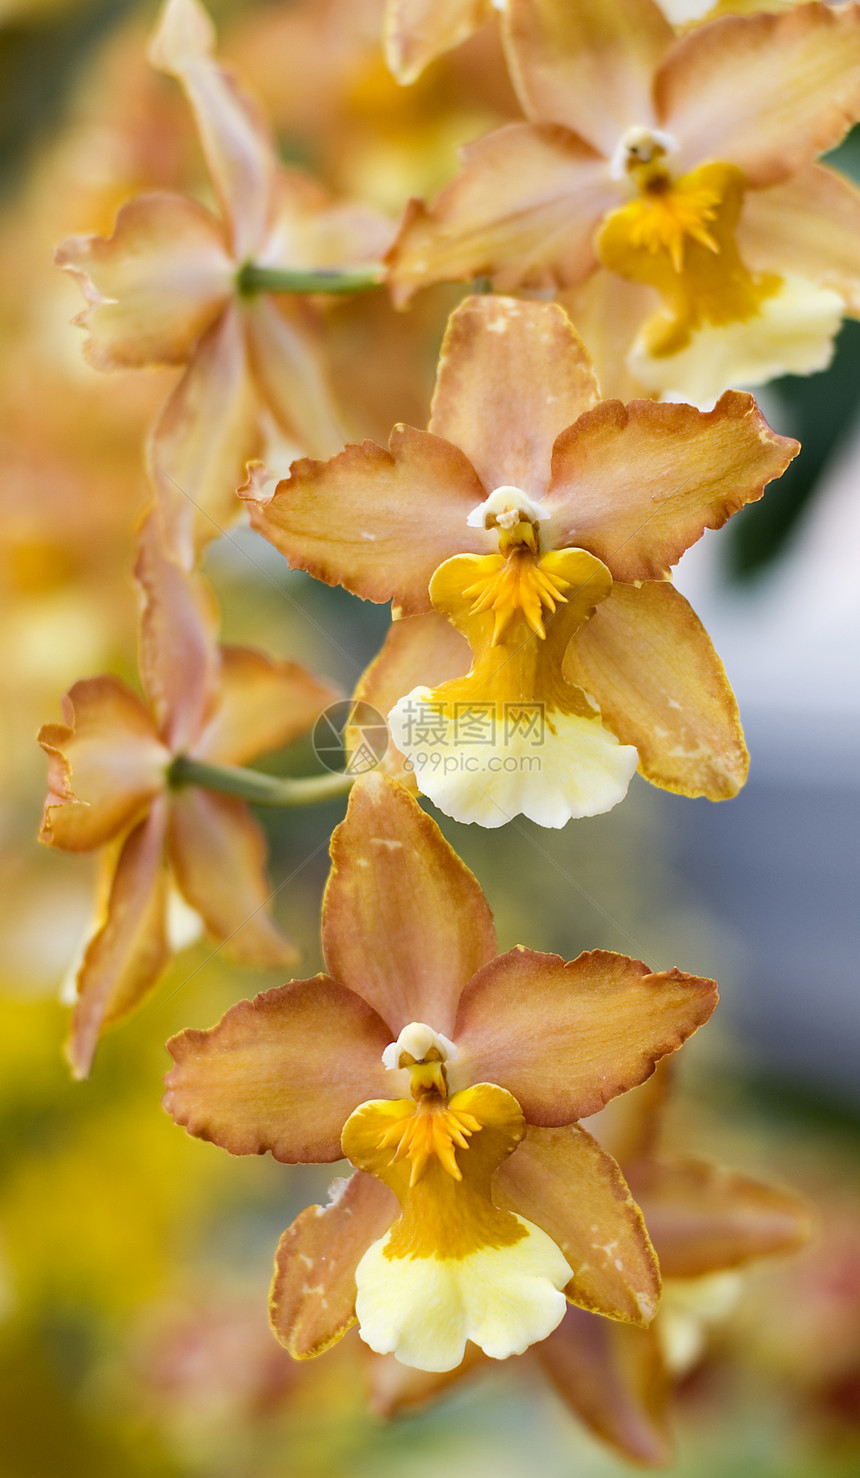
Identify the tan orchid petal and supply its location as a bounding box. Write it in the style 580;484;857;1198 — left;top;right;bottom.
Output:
166;789;297;967
454;947;717;1124
388;124;613;306
385;0;496;84
504;0;673;154
496;1125;661;1324
628;1158;812;1278
271;1172;397;1358
586;1062;674;1169
368;1344;490;1417
38;677;167;853
148;305;261;567
429;296;601;499
322;773;497;1038
196;646;338;767
55;193;232;371
242;297;346;460
564;582;748;800
135;509;221;753
67;804;170;1079
163;977;392;1162
349;614;471;785
738;163;860;313
243;425;487;614
559;272;657;402
656;3;860;188
538;1308;671;1467
543;392;798;584
148;0;275;259
264;169;393;272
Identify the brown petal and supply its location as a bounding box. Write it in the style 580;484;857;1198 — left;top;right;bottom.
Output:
38;677;166;852
243;297;345;459
429;296;600;499
368;1343;490;1416
147;305;261;567
243;426;487;614
197;646;339;767
739;163;860;313
385;0;496;84
543;392;797;583
504;0;672;153
322;773;497;1038
67;804;170;1078
564;582;748;800
270;1171;396;1357
657;3;860;188
349;614;470;786
387;123;612;305
134;509;221;752
538;1308;672;1466
166;789;297;967
55;193;232;370
163;977;392;1162
496;1124;661;1324
148;0;275;259
455;947;717;1123
627;1158;812;1278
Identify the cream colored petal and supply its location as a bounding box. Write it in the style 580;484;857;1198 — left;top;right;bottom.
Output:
356;1214;570;1371
385;0;496;84
147;304;261;567
167;789;297;967
738;164;860;313
628;275;844;402
564;582;748;800
134;508;221;753
67;803;170;1079
389;684;637;829
657;3;860;187
349;615;471;786
429;296;601;499
322;773;497;1038
242;297;345;459
38;677;167;853
387;123;614;305
148;0;275;259
196;646;338;767
55;193;232;370
504;0;673;154
262;168;394;272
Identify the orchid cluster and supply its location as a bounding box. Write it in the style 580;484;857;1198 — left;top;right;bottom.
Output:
37;0;854;1463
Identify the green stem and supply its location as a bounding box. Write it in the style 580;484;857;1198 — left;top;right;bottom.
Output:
237;262;384;296
168;754;354;807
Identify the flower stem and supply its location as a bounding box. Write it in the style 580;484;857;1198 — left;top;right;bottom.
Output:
168;755;354;807
237;262;384;296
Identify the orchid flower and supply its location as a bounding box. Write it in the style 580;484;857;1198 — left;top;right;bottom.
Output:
244;295;795;828
165;773;719;1373
369;1070;810;1463
388;0;860;402
38;512;336;1077
55;0;391;567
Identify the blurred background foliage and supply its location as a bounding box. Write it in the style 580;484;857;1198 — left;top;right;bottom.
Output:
0;1;858;1475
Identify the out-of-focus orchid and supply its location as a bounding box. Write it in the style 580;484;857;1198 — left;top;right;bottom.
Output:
56;0;391;567
37;512;337;1077
165;773;719;1372
388;0;860;402
369;1071;810;1464
384;0;501;83
245;295;795;827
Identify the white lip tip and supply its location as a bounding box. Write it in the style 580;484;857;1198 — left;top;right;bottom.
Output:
382;1022;459;1070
